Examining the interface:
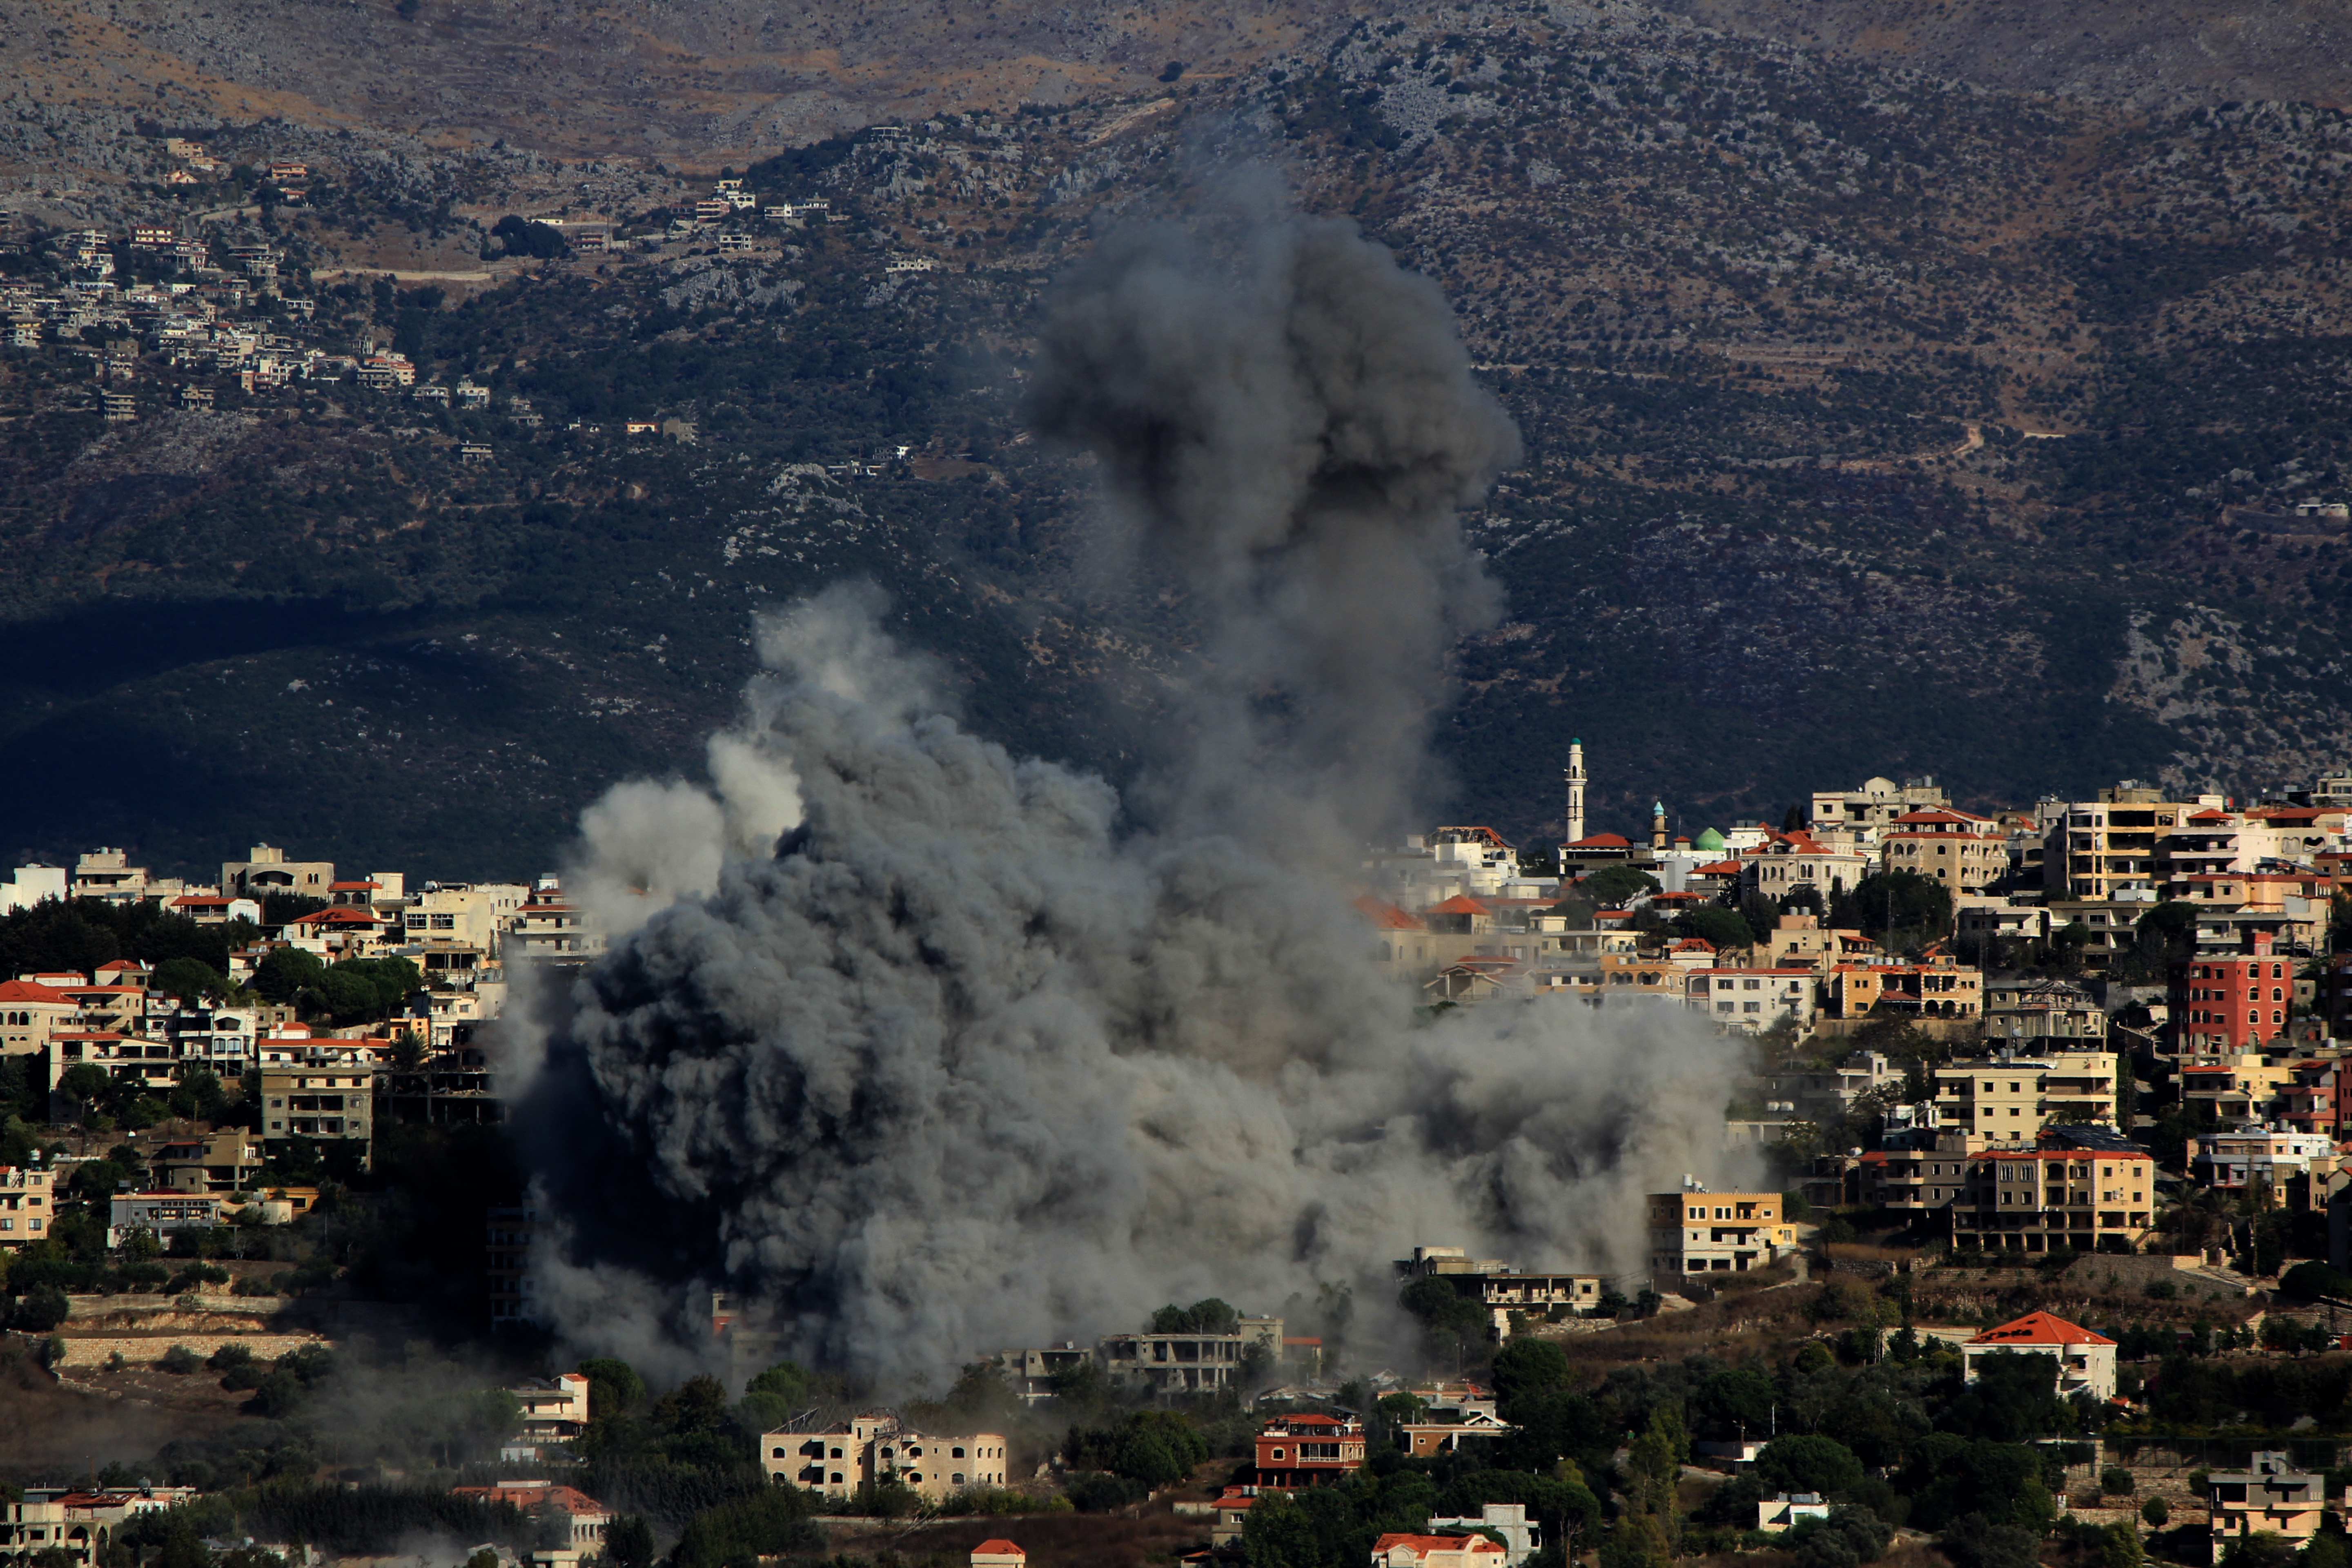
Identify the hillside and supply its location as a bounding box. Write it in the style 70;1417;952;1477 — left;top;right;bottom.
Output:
1;0;2348;877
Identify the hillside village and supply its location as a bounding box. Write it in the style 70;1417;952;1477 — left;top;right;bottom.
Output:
2;750;2352;1566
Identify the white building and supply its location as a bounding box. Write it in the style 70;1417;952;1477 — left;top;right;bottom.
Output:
763;1413;1009;1503
0;864;66;913
1962;1311;2117;1402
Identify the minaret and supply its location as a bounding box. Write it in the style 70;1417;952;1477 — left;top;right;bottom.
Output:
1652;800;1668;850
1564;738;1587;845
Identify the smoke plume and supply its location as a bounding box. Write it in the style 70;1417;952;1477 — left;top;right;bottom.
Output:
508;211;1748;1387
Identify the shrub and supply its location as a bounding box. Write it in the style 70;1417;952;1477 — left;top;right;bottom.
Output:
2140;1497;2168;1528
161;1345;203;1374
11;1285;70;1332
2102;1466;2136;1497
1759;1435;1865;1498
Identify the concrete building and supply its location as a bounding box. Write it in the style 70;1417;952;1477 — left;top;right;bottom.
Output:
1394;1245;1616;1333
1982;979;2105;1045
1425;1503;1539;1566
106;1190;225;1246
2171;949;2301;1054
2180;1054;2301;1123
450;1483;608;1550
0;978;80;1058
258;1059;374;1170
1878;807;2007;894
1946;1137;2156;1254
1931;1048;2118;1145
220;844;335;900
1686;967;1819;1033
763;1413;1009;1503
1645;1183;1798;1283
0;864;66;913
1962;1311;2118;1401
0;1164;56;1246
2187;1126;2339;1196
1758;1494;1832;1530
1808;775;1951;844
1254;1412;1365;1489
2043;787;2216;900
507;878;603;961
1099;1315;1284;1394
504;1372;592;1457
1371;1535;1508;1567
2207;1453;2333;1565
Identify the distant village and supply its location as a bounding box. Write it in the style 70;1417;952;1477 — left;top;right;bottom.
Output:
5;749;2352;1568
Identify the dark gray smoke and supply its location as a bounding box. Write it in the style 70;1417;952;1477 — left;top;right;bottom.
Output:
508;212;1748;1388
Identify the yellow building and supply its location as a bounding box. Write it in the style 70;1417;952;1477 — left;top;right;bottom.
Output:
1932;1049;2117;1145
1645;1186;1800;1283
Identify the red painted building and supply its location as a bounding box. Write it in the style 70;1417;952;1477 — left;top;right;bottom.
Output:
1253;1413;1366;1489
2169;937;2297;1055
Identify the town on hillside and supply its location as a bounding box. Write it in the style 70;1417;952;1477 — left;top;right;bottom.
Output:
3;753;2352;1568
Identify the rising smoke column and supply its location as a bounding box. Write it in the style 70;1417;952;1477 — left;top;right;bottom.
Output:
508;212;1750;1387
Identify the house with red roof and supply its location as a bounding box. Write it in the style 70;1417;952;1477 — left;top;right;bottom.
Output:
969;1542;1027;1568
1254;1413;1365;1489
1962;1311;2117;1400
0;978;80;1056
451;1483;609;1549
1879;807;2007;894
1371;1531;1508;1565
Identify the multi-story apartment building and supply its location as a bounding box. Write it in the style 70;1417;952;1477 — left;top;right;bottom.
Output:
0;1164;56;1246
2171;948;2302;1054
1823;961;1984;1022
2187;1126;2339;1196
1254;1413;1367;1490
1931;1049;2118;1145
2043;785;2217;900
1098;1315;1285;1394
2179;1054;2301;1124
1737;832;1871;901
1878;807;2008;894
1685;967;1819;1033
1945;1137;2156;1254
1982;979;2105;1045
1645;1185;1799;1283
2209;1454;2334;1565
507;878;603;961
1808;775;1951;844
1394;1245;1617;1332
764;1413;1009;1503
258;1058;374;1170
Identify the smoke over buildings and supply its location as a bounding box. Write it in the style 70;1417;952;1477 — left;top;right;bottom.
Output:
506;209;1749;1387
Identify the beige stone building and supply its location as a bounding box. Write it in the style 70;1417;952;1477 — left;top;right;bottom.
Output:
1645;1185;1799;1283
1878;808;2007;894
221;844;336;899
764;1413;1009;1503
1932;1049;2117;1145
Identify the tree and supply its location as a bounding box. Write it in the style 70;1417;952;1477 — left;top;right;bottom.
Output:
2102;1523;2144;1568
1833;871;1953;950
1400;1274;1488;1361
58;1062;112;1115
1492;1339;1572;1410
577;1356;647;1417
12;1285;70;1331
152;955;228;1002
1243;1487;1319;1568
606;1516;653;1568
1599;1512;1673;1568
1759;1434;1864;1498
1577;866;1661;907
252;946;326;1003
1151;1297;1239;1334
2140;1497;2168;1529
1673;906;1757;952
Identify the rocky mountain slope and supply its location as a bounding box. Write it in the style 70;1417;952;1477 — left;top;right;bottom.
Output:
0;0;2348;877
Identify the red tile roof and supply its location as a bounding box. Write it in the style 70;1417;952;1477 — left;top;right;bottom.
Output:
971;1543;1027;1559
1424;895;1492;915
1373;1537;1505;1559
1967;1310;2115;1348
1564;833;1632;849
1354;895;1427;931
0;980;74;1003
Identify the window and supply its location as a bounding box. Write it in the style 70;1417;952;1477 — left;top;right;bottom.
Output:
953;1447;966;1459
831;1448;843;1459
830;1472;844;1485
953;1473;965;1486
1742;1002;1760;1013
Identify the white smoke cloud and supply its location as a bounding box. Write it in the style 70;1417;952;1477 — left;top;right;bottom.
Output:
508;205;1753;1388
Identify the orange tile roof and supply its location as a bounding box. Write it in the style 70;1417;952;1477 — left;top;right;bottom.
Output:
1373;1537;1505;1557
1967;1310;2114;1348
0;980;74;1003
1353;894;1427;931
1564;833;1632;849
1424;894;1492;915
971;1544;1026;1559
